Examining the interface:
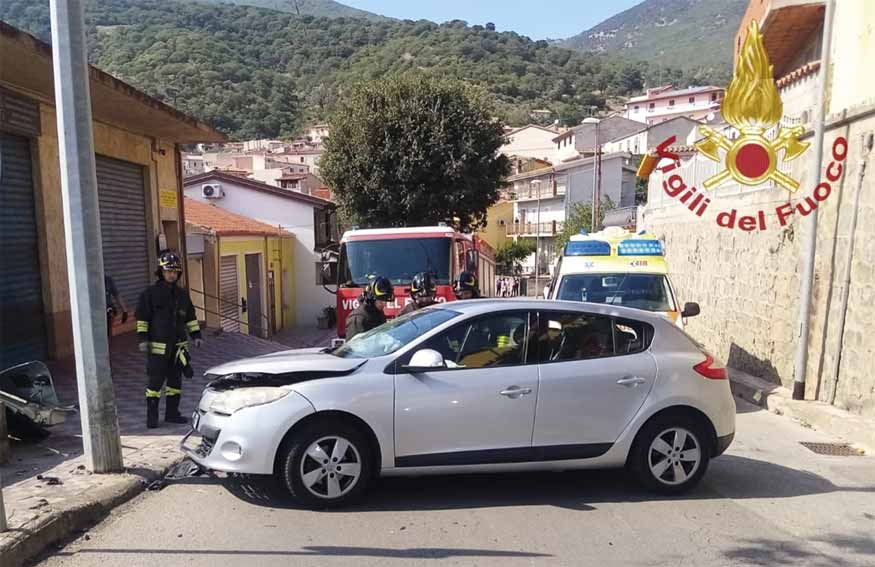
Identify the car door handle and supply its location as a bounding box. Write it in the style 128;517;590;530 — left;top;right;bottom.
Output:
617;376;647;387
500;387;532;397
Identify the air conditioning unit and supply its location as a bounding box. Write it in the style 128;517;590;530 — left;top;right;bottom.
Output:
202;184;224;199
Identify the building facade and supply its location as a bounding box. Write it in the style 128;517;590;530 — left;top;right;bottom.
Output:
184;198;294;337
624;85;724;125
643;0;875;417
0;22;225;368
500;124;563;164
183;171;336;327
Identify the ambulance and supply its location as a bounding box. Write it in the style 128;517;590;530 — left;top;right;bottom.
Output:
548;227;699;327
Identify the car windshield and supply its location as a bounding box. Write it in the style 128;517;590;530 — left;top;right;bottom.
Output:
557;273;675;312
341;238;451;286
333;308;460;359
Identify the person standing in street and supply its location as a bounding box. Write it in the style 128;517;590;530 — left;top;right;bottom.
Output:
346;276;394;340
105;273;129;347
398;272;437;317
136;250;203;429
453;270;480;300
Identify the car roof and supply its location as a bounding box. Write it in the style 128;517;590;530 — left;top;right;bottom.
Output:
432;299;669;325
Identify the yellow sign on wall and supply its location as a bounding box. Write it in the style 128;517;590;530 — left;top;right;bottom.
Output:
159;188;178;209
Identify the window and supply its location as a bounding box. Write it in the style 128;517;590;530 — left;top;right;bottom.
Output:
536;311;653;362
421;312;532;369
711;93;718;101
669;99;675;107
556;273;676;312
648;103;655;112
335;309;460;359
689;96;695;104
634;105;640;111
300;157;305;163
340;237;452;286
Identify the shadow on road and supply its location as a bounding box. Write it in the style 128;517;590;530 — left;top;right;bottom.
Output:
724;533;875;567
58;545;551;559
175;454;875;513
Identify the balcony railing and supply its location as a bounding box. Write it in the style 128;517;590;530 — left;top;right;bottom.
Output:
512;185;567;201
507;221;565;236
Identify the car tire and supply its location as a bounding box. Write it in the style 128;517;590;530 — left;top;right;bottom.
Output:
629;414;711;494
279;420;373;509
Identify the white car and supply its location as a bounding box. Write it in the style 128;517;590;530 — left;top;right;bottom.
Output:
182;300;735;509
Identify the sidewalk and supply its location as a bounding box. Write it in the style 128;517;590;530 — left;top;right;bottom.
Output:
729;368;875;454
0;328;318;567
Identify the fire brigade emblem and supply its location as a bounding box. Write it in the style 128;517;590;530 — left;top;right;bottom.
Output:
695;20;810;191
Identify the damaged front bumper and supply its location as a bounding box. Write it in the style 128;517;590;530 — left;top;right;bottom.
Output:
180;387;316;475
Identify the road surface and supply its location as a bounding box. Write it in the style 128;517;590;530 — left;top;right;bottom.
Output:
34;401;875;567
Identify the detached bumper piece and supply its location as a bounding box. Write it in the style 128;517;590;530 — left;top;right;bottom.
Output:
181;421;221;460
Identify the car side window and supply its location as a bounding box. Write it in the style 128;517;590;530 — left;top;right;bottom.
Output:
422;312;532;370
536;311;654;362
613;318;653;355
536;311;615;362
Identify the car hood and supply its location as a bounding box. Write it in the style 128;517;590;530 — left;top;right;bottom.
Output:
204;348;365;378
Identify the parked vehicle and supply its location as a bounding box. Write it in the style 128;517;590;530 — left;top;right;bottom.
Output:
182;299;735;509
549;227;700;327
317;225;496;337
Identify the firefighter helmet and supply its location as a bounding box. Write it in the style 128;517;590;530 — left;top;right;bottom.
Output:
364;276;395;303
454;271;479;299
158;250;183;272
410;272;436;299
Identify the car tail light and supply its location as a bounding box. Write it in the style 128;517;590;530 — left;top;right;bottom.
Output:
694;354;727;380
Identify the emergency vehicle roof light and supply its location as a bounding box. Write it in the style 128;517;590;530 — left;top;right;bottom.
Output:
617;239;664;256
565;240;612;256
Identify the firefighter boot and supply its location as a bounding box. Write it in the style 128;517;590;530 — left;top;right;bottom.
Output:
147;397;160;429
165;394;188;424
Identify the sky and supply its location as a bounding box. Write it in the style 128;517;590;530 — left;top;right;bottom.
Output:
342;0;644;40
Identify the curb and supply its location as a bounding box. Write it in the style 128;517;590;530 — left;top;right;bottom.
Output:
729;368;875;454
0;457;183;567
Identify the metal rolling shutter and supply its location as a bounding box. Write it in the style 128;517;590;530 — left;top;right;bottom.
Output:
95;155;150;312
0;132;47;368
220;256;240;332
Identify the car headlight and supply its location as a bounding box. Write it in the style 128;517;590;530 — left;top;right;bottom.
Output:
209;387;292;415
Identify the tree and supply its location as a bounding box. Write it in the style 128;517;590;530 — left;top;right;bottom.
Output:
320;74;510;232
555;197;616;253
496;239;536;275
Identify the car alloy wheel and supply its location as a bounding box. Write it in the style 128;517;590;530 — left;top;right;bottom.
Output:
647;427;702;487
299;435;363;499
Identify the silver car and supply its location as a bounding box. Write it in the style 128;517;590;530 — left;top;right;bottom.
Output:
182;300;735;509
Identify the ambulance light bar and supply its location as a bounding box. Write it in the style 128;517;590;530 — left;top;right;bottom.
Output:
565;240;612;256
617;240;664;256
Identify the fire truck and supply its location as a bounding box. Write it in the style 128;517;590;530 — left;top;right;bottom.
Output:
319;225;496;337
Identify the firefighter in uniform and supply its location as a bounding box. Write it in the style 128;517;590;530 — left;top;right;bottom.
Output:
346;276;393;340
453;270;481;300
398;272;437;317
136;250;203;428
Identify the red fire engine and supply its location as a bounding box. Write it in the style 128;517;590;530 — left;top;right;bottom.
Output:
319;226;496;337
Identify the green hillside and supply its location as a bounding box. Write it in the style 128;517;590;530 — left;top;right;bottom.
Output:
563;0;746;75
175;0;387;21
1;0;720;140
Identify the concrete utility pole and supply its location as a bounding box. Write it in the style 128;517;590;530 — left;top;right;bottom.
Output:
50;0;123;472
583;117;601;230
793;0;835;401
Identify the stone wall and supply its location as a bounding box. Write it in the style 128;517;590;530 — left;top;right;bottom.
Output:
643;107;875;418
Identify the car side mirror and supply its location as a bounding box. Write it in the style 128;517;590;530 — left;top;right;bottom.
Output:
403;349;446;373
682;302;700;318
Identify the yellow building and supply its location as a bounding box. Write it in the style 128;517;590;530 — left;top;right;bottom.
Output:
0;22;225;365
184;198;295;337
478;201;514;250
